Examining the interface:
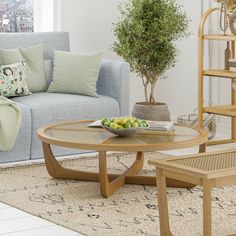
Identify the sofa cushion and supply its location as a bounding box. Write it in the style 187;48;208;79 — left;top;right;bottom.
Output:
12;92;120;159
0;45;47;92
47;50;102;97
0;61;30;97
19;44;47;92
0;102;31;163
0;48;23;64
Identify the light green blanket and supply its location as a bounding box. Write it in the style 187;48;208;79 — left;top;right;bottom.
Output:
0;96;22;151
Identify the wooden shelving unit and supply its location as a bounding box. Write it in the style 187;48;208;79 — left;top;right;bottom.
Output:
198;7;236;145
203;69;236;79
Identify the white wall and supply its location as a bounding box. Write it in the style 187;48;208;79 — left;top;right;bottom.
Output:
56;0;202;117
158;0;201;117
56;0;125;57
34;0;54;32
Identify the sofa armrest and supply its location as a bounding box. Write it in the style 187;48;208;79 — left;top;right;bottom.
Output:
97;59;130;116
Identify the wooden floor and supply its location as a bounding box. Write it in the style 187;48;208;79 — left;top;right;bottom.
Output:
0;134;235;235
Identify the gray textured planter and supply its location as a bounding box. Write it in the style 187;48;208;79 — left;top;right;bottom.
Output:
132;102;171;121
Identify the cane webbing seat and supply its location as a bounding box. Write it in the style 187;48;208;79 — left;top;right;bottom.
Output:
169;151;236;171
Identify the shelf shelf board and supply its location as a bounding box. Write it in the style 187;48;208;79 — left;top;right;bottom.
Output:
207;139;235;146
203;34;236;40
203;69;236;79
203;105;236;117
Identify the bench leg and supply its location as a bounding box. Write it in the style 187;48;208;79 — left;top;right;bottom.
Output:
156;168;172;236
203;179;212;236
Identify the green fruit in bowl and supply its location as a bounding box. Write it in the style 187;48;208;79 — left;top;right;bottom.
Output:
110;123;118;129
101;119;108;125
124;123;132;128
101;116;148;130
117;125;124;129
131;122;138;128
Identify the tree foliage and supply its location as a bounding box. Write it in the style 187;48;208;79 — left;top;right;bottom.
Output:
113;0;189;103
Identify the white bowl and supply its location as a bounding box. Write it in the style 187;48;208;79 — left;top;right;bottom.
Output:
102;125;147;137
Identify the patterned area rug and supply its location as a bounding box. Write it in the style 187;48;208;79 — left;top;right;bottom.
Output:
0;152;236;236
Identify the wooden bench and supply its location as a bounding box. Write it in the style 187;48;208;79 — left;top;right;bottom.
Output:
149;149;236;236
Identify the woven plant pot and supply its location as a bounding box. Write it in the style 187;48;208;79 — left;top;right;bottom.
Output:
131;102;171;121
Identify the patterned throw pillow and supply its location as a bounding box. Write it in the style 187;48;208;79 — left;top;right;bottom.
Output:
0;61;30;97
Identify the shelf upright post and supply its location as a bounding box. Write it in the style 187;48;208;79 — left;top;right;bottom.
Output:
198;8;218;130
232;40;236;141
232;82;236;141
198;8;219;131
231;40;236;141
198;10;205;129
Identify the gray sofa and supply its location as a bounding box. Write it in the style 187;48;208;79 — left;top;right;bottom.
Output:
0;32;130;163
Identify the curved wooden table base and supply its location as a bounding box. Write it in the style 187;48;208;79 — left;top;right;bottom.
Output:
43;142;205;198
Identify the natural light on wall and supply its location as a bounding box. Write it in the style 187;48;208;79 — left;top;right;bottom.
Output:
34;0;54;32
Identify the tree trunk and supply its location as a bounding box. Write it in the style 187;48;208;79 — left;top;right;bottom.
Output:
149;78;157;104
144;83;148;102
142;77;149;103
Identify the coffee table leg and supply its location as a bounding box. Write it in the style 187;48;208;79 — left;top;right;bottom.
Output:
42;142;99;180
43;142;146;197
42;142;199;196
156;168;172;236
99;151;144;198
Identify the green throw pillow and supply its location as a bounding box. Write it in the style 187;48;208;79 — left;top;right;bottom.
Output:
0;48;23;65
47;50;102;97
0;61;30;97
0;44;47;92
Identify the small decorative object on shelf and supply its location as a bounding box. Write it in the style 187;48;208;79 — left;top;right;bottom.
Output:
229;11;236;34
214;0;236;13
225;41;232;69
178;111;216;140
232;80;236;89
214;0;236;34
220;0;229;34
228;58;236;70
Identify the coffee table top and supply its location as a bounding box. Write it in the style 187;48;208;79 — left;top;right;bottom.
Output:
37;120;208;152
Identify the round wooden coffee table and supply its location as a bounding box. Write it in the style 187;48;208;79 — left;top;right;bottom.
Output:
37;120;208;198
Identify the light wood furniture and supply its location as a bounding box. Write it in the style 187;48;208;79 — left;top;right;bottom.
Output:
149;149;236;236
37;120;207;198
198;8;236;145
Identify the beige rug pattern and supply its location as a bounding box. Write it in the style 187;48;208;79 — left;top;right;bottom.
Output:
0;152;236;236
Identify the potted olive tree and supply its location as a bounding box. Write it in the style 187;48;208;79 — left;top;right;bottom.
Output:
113;0;189;121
